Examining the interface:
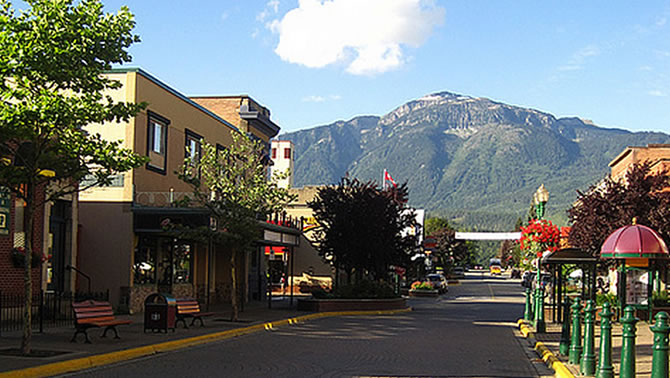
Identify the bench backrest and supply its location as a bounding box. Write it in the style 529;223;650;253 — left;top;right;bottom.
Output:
176;298;201;315
72;300;115;325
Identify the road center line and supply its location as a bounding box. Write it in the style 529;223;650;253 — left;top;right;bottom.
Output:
488;283;495;298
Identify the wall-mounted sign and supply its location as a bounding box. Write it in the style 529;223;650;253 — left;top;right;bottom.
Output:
0;187;10;236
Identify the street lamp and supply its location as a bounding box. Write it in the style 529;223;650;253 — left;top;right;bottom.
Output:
534;184;549;333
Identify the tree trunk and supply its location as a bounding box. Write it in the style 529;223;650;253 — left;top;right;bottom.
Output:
21;184;35;355
230;249;238;321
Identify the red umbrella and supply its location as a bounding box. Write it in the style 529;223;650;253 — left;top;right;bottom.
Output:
600;223;669;259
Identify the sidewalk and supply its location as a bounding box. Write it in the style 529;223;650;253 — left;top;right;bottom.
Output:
0;297;306;375
525;318;654;377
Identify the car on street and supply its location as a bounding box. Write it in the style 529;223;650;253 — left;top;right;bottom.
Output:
490;265;502;275
451;267;465;279
426;273;448;293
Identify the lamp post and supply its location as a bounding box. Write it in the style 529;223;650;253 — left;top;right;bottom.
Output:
534;184;549;333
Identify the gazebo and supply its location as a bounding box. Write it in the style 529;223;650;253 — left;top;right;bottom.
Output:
542;248;599;323
600;222;669;321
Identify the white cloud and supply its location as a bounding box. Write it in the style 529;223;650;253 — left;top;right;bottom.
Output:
648;90;667;97
302;94;342;102
556;45;601;72
257;0;281;22
268;0;444;75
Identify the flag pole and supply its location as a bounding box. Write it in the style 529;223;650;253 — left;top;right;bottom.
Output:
383;169;387;190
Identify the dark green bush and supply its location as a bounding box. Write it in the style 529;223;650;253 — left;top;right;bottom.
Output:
312;280;398;299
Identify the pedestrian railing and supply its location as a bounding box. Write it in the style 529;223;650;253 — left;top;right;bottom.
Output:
0;290;109;336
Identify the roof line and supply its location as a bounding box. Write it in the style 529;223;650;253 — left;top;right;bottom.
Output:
106;67;241;134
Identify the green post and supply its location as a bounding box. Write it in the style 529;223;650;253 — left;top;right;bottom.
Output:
620;306;638;378
580;299;596;375
569;298;583;364
596;302;614;378
559;296;570;356
535;263;546;333
650;311;670;378
524;287;532;321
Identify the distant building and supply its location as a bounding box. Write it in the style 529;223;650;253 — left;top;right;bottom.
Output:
609;144;670;181
270;140;294;189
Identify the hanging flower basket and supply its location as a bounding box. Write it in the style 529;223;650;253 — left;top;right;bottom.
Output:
10;247;42;269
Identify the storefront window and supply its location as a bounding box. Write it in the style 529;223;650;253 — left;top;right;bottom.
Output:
133;237;156;284
173;243;193;284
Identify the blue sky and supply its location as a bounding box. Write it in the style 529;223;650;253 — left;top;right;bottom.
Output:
98;0;670;135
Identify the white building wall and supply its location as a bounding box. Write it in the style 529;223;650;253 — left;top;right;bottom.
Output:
271;140;294;189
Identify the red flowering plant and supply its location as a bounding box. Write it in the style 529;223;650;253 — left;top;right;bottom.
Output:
410;281;435;291
519;219;560;269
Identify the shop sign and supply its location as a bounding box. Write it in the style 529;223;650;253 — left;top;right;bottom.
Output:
0;187;9;235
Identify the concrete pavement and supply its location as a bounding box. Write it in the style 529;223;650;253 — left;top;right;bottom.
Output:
0;298;412;377
519;314;657;377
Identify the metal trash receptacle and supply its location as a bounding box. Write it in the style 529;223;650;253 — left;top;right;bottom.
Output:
144;293;176;333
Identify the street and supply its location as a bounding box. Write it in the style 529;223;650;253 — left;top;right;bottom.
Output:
65;272;551;377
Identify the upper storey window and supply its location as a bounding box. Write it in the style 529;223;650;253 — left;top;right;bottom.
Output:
146;111;169;174
284;148;291;159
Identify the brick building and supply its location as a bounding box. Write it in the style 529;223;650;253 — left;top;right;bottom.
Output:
609;143;670;181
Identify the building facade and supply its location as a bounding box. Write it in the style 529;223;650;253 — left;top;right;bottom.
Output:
609;143;670;181
78;68;297;312
270;140;294;189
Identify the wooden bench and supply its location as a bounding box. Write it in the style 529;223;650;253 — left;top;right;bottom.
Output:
175;298;214;328
71;300;132;343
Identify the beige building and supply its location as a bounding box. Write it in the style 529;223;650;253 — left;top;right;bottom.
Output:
609;144;670;181
78;68;299;312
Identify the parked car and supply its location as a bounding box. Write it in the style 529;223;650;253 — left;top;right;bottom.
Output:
426;273;448;293
451;267;465;279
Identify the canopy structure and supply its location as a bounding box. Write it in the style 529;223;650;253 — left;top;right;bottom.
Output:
600;223;669;321
600;224;669;259
541;248;600;323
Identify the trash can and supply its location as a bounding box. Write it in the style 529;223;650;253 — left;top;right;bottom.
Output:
144;293;176;333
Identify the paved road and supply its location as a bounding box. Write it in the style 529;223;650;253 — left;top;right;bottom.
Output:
65;273;551;377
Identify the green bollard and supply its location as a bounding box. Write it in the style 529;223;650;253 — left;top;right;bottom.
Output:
650;311;670;378
568;298;583;364
580;299;596;375
596;302;614;378
559;297;571;356
524;287;532;321
619;306;638;378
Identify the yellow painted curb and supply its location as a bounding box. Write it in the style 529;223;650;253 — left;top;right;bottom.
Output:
0;307;412;378
516;319;574;378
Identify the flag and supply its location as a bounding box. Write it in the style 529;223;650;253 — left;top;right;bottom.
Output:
384;169;397;187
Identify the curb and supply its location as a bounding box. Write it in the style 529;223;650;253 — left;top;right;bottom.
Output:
517;319;574;378
0;307;412;378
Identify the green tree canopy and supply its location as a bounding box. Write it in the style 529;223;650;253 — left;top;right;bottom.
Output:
308;178;420;283
0;0;146;354
177;132;295;320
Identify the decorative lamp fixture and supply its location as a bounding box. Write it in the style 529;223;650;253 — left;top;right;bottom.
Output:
600;220;669;260
536;184;549;203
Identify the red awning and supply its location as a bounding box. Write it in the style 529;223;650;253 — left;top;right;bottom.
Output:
600;224;669;259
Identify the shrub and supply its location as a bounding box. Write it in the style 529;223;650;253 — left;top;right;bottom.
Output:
312;280;398;299
595;292;618;307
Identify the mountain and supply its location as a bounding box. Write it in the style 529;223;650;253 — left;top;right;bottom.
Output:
280;92;670;230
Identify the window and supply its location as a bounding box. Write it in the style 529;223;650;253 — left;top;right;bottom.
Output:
284;148;291;159
146;111;170;174
271;148;277;159
184;129;202;164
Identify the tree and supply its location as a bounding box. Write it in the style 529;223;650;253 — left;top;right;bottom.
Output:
0;0;146;354
426;221;469;272
308;178;419;283
425;216;450;236
176;132;295;321
568;162;670;256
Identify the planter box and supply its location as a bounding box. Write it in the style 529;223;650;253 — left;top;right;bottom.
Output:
297;297;408;312
409;289;439;298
